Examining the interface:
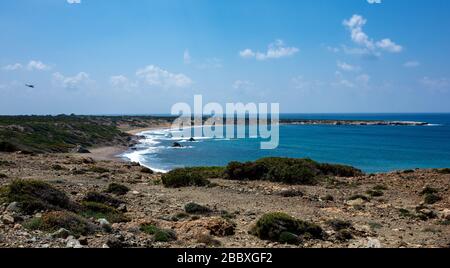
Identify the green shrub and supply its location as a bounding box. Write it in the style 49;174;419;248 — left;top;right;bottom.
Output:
327;219;352;231
348;194;370;201
373;185;388;191
279;232;300;245
318;163;363;177
336;229;353;241
184;202;212;215
106;183;130;195
251;212;323;243
81;201;128;223
140;167;154;174
322;194;334;201
223;157;362;185
24;211;97;236
436;168;450;174
366;189;384;197
140;223;177;242
424;193;442;204
88;166;110;174
0;180;75;214
83;191;123;208
162;168;210;188
420;186;439;196
224;161;268;181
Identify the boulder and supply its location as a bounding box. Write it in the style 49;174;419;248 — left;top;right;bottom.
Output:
66;236;83;248
188;137;196;142
51;228;70;239
98;218;112;232
6;202;20;213
1;215;15;225
367;238;381;248
172;142;183;148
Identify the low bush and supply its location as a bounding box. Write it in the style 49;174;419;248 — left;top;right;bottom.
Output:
0;180;75;214
140;167;154;174
424;193;442;205
0;173;7;178
84;191;123;208
140;223;177;242
420;186;439;196
420;187;442;204
162;168;210;188
88;166;110;174
223;157;362;185
106;183;130;196
81;201;128;223
250;212;323;244
184;202;212;215
436;168;450;174
327;219;352;231
348;194;370;201
366;189;384;197
24;211;97;236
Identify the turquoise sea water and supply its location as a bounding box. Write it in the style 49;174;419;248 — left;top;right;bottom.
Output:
124;114;450;173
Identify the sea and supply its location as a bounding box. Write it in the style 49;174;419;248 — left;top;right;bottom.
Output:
123;114;450;174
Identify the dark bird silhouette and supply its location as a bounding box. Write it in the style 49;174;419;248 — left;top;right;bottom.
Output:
25;84;35;88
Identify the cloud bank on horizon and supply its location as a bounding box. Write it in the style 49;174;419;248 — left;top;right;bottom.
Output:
0;0;449;114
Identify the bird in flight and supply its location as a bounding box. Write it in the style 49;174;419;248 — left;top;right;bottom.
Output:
25;84;35;88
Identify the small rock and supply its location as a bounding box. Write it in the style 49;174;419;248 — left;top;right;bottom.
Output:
6;202;20;213
1;215;15;225
346;198;366;207
367;238;381;248
172;142;183;148
118;204;127;212
131;190;140;195
66;236;83;248
98;218;112;232
35;213;43;218
51;228;70;239
441;209;450;220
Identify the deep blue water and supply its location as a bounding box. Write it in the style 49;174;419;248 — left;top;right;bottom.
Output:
124;114;450;173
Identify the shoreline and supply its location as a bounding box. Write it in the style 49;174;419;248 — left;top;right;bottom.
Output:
90;119;441;173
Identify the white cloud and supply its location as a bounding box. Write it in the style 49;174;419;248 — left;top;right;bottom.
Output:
2;63;23;71
3;60;50;71
109;75;138;90
343;14;402;56
67;0;81;4
239;39;299;61
52;72;91;89
326;46;340;53
136;65;193;88
332;71;371;89
420;77;449;91
27;60;49;71
337;61;360;72
291;76;325;95
404;61;420;68
376;39;402;53
367;0;382;4
233;80;254;90
183;50;191;65
197;58;223;69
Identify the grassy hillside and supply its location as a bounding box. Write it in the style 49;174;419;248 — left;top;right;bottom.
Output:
0;115;173;153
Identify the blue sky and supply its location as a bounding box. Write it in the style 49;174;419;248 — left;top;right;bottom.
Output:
1;0;450;114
